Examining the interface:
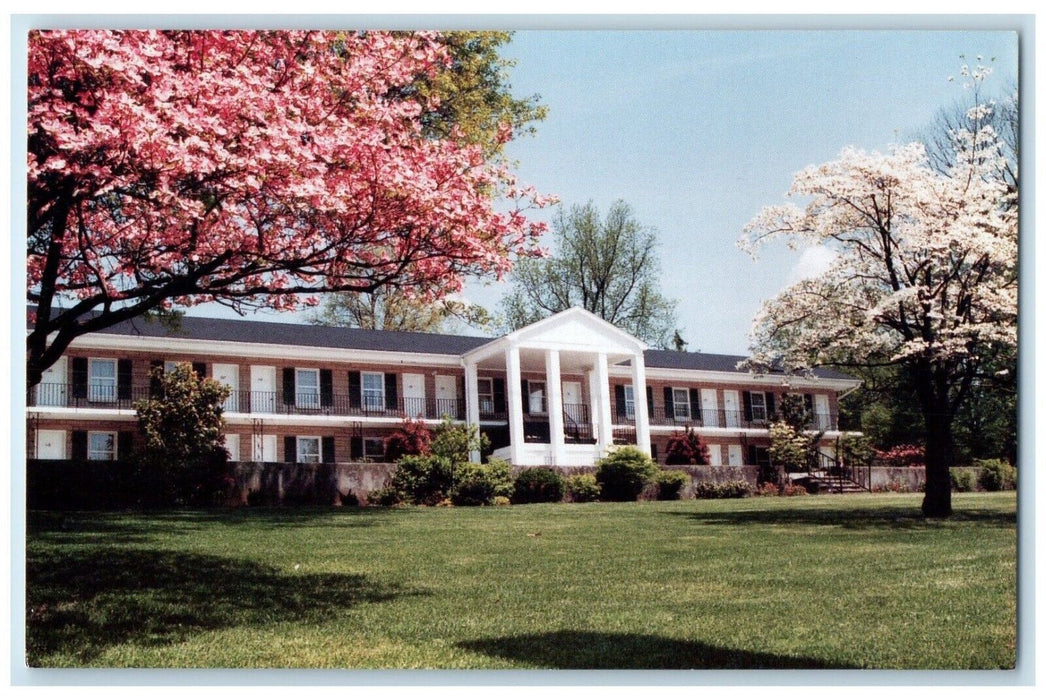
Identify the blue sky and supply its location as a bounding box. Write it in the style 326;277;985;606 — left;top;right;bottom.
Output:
181;27;1018;355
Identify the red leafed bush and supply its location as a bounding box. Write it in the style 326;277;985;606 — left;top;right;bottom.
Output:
873;443;925;467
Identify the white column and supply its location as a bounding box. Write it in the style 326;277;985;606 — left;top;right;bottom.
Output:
545;349;565;465
631;353;652;456
464;360;481;463
594;352;613;454
505;346;524;465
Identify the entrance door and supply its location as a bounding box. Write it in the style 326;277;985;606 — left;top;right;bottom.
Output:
435;374;458;418
224;433;240;461
562;381;583;422
723;390;740;428
814;394;831;430
250;365;277;413
213;363;240;412
402;373;426;417
36;429;66;459
701;388;719;427
36;356;68;406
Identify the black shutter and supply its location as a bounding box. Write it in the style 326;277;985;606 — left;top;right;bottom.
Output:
283;368;295;406
284;436;296;463
663;387;674;418
348;371;361;409
72;358;88;399
747;445;758;466
614;385;627;418
192;362;207;379
322;436;335;463
385;373;398;411
150;359;164;397
492;377;506;414
742;391;753;422
804;393;814;424
117;359;133;400
521;379;530;415
350;436;363;460
117;431;133;461
651;444;658;462
71;430;88;460
766;393;776;419
646;386;653;413
320;369;333;407
689;389;701;421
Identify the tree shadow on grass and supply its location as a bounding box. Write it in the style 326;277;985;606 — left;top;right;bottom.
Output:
457;630;847;669
668;503;1016;530
26;546;421;666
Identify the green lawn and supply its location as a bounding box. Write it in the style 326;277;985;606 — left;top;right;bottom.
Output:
25;492;1016;669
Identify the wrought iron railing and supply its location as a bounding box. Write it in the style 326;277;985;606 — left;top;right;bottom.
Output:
612;406;840;431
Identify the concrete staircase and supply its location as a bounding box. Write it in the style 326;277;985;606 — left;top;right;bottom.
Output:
790;470;869;494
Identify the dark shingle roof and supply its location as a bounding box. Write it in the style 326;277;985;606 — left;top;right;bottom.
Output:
48;309;855;380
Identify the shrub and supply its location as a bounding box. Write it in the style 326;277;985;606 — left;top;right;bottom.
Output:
655;470;689;500
390;454;455;505
384;418;432;462
950;468;976;492
664;427;710;466
976;459;1016;491
780;483;808;497
566;474;601;502
512;467;565;504
693;480;750;499
450;459;514;506
595;446;659;501
874;443;925;467
493;495;511;506
367;486;403;506
756;481;780;497
430;418;489;466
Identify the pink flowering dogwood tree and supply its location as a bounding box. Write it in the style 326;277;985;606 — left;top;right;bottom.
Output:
738;67;1017;517
27;30;550;387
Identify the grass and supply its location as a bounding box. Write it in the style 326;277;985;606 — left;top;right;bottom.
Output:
25;492;1016;669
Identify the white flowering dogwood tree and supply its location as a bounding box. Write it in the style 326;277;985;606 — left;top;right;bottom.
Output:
739;67;1017;517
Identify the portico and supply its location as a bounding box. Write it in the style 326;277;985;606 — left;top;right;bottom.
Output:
462;307;650;466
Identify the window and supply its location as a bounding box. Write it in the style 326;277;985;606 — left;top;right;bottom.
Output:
88;359;117;402
672;387;691;421
750;391;768;422
88;432;116;461
297;436;321;463
296;368;320;408
362;372;385;411
478;378;494;414
528;381;547;414
363;437;386;461
623;385;635;420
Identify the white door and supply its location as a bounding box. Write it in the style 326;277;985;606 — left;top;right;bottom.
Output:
36;356;68;406
402;373;426;417
700;388;719;428
708;444;723;466
723;390;740;428
36;429;66;459
250;365;277;413
727;444;743;466
253;434;277;462
224;433;240;461
435;374;458;417
562;381;583;422
814;394;831;430
213;363;240;412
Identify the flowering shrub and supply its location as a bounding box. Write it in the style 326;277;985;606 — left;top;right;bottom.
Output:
874;444;925;467
780;484;808;497
756;482;781;497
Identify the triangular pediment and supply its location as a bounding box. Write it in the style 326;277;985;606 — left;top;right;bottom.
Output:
508;307;646;353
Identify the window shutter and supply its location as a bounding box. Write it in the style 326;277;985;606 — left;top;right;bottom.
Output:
117;431;133;461
150;359;164;397
521;379;530;415
192;362;207;379
742;391;753;422
804;393;814;418
663;387;674;417
492;377;506;414
350;436;363;460
689;389;701;421
283;368;296;406
614;385;626;418
384;373;398;411
766;393;776;419
650;444;658;462
646;386;654;413
117;359;133;400
322;436;335;464
71;358;88;399
348;371;361;409
747;445;758;466
284;436;296;463
320;369;333;407
71;430;88;460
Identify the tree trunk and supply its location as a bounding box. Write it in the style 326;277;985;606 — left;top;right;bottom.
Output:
921;403;954;518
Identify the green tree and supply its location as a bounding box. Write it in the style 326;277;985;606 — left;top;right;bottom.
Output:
310;288;492;333
134;362;231;505
500;200;679;347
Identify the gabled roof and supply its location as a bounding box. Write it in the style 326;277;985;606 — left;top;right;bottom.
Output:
643;348;856;381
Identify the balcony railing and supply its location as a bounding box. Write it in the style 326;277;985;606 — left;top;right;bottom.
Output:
613;406;841;431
